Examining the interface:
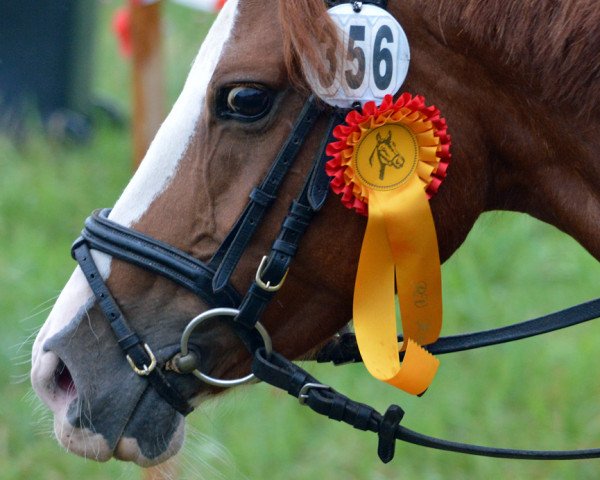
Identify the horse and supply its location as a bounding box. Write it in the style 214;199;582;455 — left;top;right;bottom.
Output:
31;0;600;467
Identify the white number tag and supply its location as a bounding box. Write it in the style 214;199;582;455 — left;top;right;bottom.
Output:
307;4;410;108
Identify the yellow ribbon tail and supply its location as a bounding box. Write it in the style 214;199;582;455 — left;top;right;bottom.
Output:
353;177;442;395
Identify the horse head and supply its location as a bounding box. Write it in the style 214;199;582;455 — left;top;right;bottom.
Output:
370;129;405;180
31;0;600;467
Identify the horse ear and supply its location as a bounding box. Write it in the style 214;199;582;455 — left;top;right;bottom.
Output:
386;130;392;141
376;132;383;143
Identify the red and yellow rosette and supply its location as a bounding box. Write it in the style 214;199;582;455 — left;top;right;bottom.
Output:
326;93;451;395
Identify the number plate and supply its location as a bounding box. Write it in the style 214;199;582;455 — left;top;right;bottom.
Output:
307;4;410;108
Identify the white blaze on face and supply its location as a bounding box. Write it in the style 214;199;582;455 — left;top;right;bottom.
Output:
102;0;240;273
110;0;239;227
32;0;240;371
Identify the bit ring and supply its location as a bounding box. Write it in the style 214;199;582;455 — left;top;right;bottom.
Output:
179;308;272;388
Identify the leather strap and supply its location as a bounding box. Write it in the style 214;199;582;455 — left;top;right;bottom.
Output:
72;242;193;416
253;347;600;461
235;112;343;327
309;111;344;210
210;97;322;293
76;209;241;309
316;297;600;364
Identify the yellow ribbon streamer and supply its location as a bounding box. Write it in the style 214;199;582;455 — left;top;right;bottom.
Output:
354;176;441;394
325;94;450;396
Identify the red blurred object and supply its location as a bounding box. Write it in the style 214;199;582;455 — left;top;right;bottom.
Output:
111;0;227;59
112;6;133;58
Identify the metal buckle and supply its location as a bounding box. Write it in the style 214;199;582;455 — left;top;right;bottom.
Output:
298;383;331;405
126;343;157;376
178;308;273;388
255;256;288;292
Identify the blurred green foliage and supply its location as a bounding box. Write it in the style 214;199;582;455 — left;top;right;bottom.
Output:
1;1;599;479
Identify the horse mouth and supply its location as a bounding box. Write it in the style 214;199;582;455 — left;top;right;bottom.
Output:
33;347;187;466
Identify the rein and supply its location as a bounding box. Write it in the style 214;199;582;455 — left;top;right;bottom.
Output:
69;1;600;464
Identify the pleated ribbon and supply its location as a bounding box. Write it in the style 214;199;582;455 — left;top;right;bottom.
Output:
326;93;451;395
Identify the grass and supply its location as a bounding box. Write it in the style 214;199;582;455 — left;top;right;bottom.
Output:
1;2;599;479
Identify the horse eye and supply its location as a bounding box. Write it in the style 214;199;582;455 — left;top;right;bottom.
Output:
219;86;273;121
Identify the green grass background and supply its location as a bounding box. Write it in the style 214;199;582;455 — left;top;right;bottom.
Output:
1;2;599;479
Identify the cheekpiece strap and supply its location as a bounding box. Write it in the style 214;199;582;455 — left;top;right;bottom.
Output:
308;108;349;210
210;96;323;293
234;110;346;328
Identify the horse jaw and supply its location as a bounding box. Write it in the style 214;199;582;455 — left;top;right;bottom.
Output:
30;0;240;466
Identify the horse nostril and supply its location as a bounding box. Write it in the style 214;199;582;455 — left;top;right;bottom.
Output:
54;359;77;398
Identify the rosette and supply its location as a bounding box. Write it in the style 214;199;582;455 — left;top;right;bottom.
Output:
326;93;451;395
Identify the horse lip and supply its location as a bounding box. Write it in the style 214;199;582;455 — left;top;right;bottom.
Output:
33;288;191;464
60;374;151;462
113;419;186;466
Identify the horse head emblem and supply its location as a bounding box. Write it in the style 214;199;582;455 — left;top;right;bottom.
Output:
369;130;405;181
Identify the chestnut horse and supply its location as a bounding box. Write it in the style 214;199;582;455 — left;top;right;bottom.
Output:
31;0;599;467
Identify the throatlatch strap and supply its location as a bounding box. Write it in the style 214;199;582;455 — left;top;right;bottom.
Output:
253;348;600;462
72;242;193;416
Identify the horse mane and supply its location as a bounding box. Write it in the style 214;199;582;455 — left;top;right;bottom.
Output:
433;0;600;118
279;0;600;117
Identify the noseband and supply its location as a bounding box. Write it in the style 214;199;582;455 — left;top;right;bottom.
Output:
70;0;600;464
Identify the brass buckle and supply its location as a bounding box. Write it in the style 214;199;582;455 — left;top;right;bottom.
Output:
126;343;157;376
255;256;289;292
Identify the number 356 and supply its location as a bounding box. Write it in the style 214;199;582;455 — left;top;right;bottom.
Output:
318;20;407;101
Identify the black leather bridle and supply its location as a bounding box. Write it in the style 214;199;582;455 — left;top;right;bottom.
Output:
70;0;600;464
72;95;332;413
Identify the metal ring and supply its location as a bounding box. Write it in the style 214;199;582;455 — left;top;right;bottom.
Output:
179;308;272;388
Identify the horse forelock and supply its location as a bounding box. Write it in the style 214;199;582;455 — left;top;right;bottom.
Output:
278;0;342;91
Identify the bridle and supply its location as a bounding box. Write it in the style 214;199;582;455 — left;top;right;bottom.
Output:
70;0;600;464
72;95;333;411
